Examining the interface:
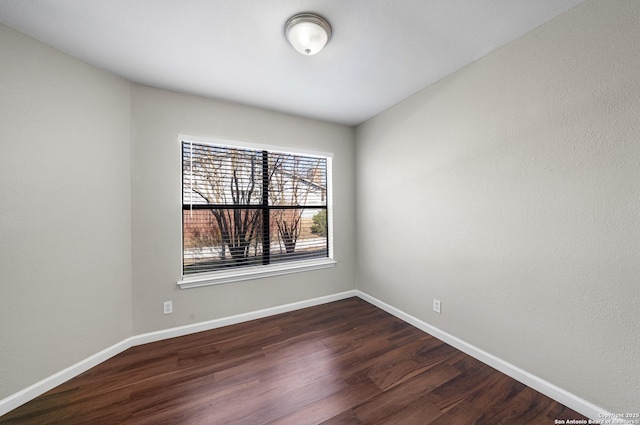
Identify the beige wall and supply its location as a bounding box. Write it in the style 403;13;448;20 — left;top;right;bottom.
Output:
356;0;640;413
0;24;133;399
130;85;355;334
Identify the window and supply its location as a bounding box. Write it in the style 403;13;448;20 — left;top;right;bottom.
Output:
179;138;334;288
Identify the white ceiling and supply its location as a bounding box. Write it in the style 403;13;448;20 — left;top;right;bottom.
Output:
0;0;584;126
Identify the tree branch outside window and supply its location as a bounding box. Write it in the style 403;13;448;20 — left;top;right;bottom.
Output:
182;141;328;275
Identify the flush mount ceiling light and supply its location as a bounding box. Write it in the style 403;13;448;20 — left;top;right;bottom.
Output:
285;13;332;55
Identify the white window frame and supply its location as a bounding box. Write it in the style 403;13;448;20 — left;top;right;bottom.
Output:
178;135;335;289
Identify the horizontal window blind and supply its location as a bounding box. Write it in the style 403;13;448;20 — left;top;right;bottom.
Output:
182;141;329;276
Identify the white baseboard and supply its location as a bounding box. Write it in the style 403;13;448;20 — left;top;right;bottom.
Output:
0;290;357;417
0;337;135;417
355;290;628;423
131;290;358;346
2;289;624;423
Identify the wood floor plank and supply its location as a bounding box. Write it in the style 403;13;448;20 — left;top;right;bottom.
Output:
319;409;364;425
263;372;380;425
374;394;442;425
0;297;589;425
426;362;500;412
352;362;461;424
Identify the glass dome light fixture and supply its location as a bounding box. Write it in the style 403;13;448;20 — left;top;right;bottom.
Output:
285;13;332;55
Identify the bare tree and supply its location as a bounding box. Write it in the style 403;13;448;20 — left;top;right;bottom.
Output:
185;145;262;264
269;154;324;254
183;144;326;267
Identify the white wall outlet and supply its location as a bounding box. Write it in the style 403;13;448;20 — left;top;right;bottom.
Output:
163;301;173;315
433;299;441;314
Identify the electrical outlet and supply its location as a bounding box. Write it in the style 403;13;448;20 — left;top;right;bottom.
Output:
433;299;441;314
163;301;173;315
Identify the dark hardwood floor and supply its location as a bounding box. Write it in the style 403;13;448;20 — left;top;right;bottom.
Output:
0;297;588;424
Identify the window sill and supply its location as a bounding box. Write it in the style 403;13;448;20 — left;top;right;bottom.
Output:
178;258;337;289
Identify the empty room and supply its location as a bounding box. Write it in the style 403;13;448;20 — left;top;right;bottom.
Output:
0;0;638;423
